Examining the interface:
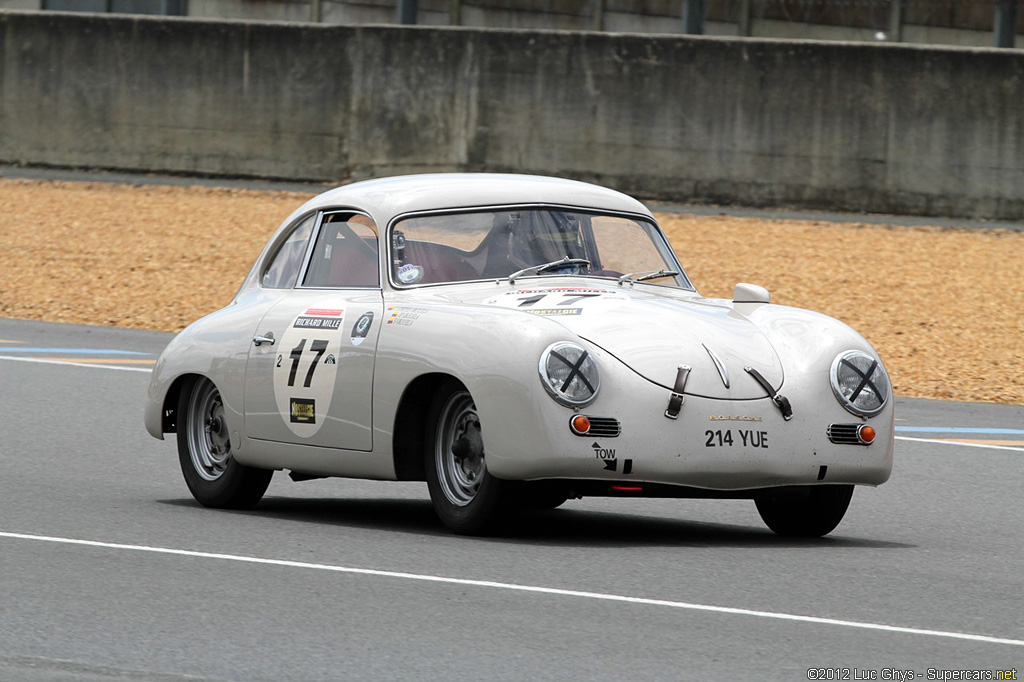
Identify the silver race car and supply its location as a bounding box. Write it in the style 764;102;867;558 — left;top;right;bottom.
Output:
145;174;893;536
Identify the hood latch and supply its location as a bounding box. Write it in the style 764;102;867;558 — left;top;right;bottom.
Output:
664;365;692;420
744;366;793;421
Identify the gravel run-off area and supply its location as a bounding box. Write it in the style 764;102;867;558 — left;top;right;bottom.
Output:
1;179;1021;405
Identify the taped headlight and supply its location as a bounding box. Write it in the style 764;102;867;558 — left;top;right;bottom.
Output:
539;342;600;407
830;350;890;417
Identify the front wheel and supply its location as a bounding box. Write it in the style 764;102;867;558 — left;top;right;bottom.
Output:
425;380;510;535
177;377;272;509
755;484;854;537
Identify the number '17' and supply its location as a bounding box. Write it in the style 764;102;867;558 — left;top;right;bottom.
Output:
287;338;328;387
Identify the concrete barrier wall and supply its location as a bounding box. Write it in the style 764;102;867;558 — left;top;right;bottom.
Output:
2;11;1023;219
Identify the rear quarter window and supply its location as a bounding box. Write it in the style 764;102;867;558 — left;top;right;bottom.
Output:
262;214;316;289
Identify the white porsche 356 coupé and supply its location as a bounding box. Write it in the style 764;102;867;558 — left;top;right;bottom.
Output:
145;174;893;537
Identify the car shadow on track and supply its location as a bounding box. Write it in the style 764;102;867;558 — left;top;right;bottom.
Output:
160;497;912;550
497;509;911;550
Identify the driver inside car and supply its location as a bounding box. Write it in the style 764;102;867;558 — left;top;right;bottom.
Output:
506;211;589;274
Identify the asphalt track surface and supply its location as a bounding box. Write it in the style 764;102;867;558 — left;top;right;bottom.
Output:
1;317;1022;681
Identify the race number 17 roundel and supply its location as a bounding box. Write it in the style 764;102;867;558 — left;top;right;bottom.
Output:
273;306;345;438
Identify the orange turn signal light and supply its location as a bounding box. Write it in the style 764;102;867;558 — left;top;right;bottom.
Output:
858;425;877;445
570;415;591;435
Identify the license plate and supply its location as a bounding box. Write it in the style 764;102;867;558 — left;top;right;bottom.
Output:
704;428;769;449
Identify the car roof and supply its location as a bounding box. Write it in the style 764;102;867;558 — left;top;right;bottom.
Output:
289;173;654;225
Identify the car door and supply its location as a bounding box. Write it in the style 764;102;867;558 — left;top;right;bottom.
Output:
244;211;384;451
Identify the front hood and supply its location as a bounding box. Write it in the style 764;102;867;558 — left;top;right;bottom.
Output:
474;282;784;400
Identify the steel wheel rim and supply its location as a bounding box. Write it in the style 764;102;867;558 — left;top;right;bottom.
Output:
186;380;232;482
435;391;484;507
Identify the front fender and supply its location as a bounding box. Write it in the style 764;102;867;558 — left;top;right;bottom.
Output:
372;300;588;457
739;302;889;389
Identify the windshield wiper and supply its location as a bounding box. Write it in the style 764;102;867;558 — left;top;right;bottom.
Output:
508;257;591;284
617;269;679;285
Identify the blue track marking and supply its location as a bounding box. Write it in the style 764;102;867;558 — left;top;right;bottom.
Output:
0;355;152;373
896;436;1024;453
0;347;153;355
896;427;1024;435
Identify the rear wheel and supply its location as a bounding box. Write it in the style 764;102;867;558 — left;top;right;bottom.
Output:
177;377;272;509
425;380;510;534
755;484;854;537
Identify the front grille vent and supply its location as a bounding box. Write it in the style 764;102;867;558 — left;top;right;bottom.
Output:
827;423;864;445
587;417;622;438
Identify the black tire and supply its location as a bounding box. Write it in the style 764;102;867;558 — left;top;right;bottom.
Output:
755;484;854;537
176;377;272;509
424;380;511;535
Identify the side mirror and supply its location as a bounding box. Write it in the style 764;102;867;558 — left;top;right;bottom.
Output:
733;282;770;305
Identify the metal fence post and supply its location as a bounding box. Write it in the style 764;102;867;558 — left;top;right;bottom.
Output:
310;0;322;23
888;0;902;42
682;0;704;35
738;0;752;37
449;0;461;26
397;0;418;25
592;0;605;32
995;0;1018;48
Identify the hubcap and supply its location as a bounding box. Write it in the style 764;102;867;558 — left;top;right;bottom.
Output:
435;391;485;506
186;380;233;481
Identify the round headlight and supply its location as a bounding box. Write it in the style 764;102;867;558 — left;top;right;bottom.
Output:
539;342;600;407
830;350;890;417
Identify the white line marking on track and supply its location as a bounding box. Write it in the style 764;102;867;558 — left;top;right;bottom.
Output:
2;530;1022;649
896;436;1024;453
0;355;151;373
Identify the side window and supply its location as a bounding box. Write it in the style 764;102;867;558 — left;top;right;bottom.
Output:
262;214;316;289
302;212;380;288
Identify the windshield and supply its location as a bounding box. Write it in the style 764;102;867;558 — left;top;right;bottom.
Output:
389;208;692;289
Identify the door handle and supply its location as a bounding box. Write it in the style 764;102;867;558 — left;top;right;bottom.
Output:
252;332;275;347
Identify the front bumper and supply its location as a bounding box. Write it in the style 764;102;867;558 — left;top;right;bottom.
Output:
478;345;894;491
